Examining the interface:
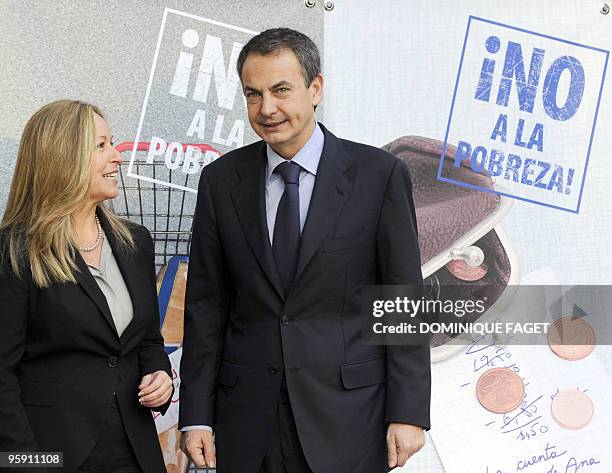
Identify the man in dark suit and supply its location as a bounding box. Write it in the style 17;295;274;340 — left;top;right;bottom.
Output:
179;28;430;473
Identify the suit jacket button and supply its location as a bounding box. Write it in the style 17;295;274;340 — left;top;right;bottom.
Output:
268;366;279;374
280;315;289;325
108;356;118;368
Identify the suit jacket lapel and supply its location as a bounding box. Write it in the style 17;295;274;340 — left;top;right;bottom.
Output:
231;142;285;301
74;209;142;340
295;126;353;283
74;237;119;338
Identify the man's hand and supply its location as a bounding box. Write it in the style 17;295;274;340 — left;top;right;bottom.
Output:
180;430;216;469
138;370;173;408
386;423;425;468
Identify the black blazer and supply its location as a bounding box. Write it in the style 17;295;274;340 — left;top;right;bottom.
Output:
179;124;431;473
0;210;171;473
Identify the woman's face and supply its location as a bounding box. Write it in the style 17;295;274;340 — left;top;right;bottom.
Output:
89;114;122;203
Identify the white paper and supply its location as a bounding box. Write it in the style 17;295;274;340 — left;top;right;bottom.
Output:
430;269;612;473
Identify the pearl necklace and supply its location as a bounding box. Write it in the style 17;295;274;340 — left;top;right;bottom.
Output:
78;215;103;252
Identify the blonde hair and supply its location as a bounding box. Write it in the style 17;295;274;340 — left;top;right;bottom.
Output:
1;99;134;287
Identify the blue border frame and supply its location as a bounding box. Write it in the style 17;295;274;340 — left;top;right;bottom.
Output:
437;15;610;214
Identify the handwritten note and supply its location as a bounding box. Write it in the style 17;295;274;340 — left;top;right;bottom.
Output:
429;270;612;473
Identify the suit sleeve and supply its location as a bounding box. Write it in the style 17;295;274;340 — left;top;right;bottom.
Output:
376;159;431;430
137;227;173;415
179;170;231;428
0;256;40;450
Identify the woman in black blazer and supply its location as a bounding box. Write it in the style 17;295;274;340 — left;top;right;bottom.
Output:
0;100;173;473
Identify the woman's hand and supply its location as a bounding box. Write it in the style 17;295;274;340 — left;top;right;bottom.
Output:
138;370;173;408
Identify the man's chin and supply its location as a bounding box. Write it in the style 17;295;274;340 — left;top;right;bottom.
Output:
259;131;287;145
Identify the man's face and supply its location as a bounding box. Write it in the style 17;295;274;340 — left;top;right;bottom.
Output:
241;48;323;158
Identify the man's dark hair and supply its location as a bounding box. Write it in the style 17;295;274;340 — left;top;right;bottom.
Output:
237;28;321;86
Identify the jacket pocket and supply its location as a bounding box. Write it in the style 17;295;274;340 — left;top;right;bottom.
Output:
217;361;240;387
322;232;371;253
20;381;63;407
340;358;386;389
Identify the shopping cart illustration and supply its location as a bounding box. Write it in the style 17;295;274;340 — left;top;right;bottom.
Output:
114;141;218;473
113;140;221;353
113;141;219;271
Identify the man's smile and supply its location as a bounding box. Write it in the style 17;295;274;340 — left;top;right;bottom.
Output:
261;120;288;131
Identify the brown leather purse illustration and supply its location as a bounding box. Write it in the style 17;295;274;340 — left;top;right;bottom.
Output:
383;136;520;361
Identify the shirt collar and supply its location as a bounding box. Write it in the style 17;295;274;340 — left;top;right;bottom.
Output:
265;122;324;182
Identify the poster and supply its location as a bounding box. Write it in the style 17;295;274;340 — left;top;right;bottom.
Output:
326;1;612;471
1;1;610;472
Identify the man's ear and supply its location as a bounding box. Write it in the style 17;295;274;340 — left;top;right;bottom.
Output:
310;73;324;108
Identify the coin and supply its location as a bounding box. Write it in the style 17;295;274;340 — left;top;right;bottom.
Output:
476;367;525;414
446;259;488;281
548;317;595;361
551;389;594;430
